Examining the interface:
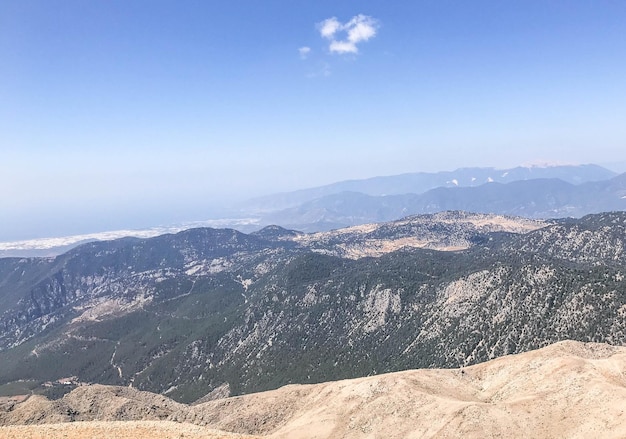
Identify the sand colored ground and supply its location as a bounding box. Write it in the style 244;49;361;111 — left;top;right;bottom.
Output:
198;341;626;438
0;421;258;439
2;340;626;438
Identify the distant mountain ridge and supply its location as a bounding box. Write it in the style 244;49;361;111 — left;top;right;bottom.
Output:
260;173;626;231
0;164;619;257
243;164;616;212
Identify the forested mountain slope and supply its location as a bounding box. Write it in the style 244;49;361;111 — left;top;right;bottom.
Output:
0;212;625;404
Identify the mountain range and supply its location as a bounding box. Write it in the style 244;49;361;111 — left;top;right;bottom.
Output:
258;171;626;231
1;211;626;405
2;163;624;258
243;163;616;212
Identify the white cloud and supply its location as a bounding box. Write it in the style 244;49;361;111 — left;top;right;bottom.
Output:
317;17;342;39
345;15;378;44
316;14;379;55
298;46;311;59
329;40;357;54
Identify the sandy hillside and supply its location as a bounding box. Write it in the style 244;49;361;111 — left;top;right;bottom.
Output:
197;340;626;438
2;340;626;438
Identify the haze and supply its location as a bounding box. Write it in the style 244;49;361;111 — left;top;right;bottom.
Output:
2;1;626;241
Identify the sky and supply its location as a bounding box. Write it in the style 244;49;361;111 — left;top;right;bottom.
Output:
2;0;626;240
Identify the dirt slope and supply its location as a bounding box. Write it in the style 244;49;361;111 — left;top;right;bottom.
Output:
195;340;626;438
2;340;626;438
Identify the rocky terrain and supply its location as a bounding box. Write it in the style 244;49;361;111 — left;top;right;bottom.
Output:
1;340;626;438
1;211;626;404
290;211;545;257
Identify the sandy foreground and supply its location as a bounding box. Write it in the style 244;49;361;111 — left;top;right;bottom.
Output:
2;341;626;438
0;420;258;439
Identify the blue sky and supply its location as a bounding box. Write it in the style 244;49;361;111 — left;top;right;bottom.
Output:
2;1;626;240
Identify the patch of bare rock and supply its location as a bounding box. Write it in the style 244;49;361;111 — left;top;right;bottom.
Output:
2;340;626;438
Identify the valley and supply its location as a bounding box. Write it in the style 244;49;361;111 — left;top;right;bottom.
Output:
1;211;626;405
